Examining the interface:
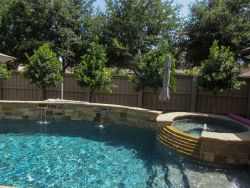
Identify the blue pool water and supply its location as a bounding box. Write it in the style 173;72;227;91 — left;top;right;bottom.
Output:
0;120;249;187
173;116;248;136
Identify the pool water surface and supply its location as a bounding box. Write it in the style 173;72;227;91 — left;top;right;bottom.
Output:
173;117;247;136
0;120;249;187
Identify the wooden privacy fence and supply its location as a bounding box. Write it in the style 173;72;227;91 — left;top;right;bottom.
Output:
1;72;250;117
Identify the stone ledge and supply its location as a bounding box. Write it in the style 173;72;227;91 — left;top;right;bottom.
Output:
0;100;161;115
156;112;236;123
202;131;250;142
0;100;161;130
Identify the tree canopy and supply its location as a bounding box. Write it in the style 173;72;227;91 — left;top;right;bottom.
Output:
131;40;176;91
74;41;113;102
0;0;96;70
103;0;180;67
198;40;244;95
0;64;11;81
23;43;63;99
185;0;250;67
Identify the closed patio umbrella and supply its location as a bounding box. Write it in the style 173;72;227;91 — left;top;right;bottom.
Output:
0;53;16;63
159;55;171;112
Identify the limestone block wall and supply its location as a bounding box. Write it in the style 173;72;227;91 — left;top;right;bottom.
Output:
0;101;161;130
201;132;250;165
156;112;250;166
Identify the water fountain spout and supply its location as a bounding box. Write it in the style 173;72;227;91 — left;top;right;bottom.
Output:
203;123;208;131
37;106;50;125
96;109;107;129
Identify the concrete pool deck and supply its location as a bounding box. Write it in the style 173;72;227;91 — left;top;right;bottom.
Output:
156;112;250;165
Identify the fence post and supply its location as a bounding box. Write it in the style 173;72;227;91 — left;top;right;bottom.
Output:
246;81;250;118
37;88;43;101
137;90;143;107
0;80;3;100
190;76;197;112
85;88;91;102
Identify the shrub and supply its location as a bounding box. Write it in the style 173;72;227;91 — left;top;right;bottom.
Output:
74;41;113;102
0;63;11;80
199;40;244;95
23;43;63;99
131;41;176;92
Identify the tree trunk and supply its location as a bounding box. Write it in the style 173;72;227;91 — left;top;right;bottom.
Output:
42;86;46;100
213;89;218;113
0;80;3;100
89;89;95;103
161;101;167;113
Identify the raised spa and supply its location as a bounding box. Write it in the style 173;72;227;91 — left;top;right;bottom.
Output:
172;116;248;137
157;112;250;165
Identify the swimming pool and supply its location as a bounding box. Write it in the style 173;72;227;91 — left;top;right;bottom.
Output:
172;116;248;136
0;120;249;187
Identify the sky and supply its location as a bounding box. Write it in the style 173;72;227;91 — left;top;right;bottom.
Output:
93;0;195;17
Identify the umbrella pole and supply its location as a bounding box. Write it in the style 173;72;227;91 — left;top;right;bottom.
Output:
161;101;167;113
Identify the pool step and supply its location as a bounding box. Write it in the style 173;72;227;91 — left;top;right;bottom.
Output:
158;133;201;151
157;136;201;159
157;136;200;159
160;127;201;145
163;126;199;141
159;129;201;149
157;126;202;159
157;135;200;155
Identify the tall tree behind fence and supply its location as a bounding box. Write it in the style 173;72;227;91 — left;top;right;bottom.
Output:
1;72;249;117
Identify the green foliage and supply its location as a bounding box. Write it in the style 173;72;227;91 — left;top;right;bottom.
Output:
185;0;250;66
185;66;201;76
104;0;180;67
199;40;244;94
23;43;63;89
74;41;113;102
0;63;11;80
110;67;129;77
0;0;182;71
131;41;176;91
0;0;95;70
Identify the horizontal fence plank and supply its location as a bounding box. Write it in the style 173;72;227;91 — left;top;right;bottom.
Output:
0;72;249;117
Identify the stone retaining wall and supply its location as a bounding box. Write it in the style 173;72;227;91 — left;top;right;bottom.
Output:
157;112;250;165
201;131;250;165
0;100;161;130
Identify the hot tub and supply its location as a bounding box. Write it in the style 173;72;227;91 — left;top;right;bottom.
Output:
156;112;250;165
172;116;248;137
